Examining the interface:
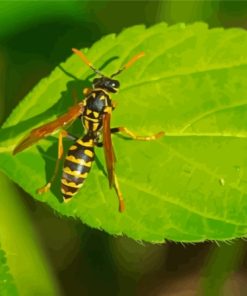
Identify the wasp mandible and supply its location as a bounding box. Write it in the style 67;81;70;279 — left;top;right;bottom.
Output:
13;48;164;212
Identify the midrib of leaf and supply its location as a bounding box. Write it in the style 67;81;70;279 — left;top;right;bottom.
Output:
2;103;247;170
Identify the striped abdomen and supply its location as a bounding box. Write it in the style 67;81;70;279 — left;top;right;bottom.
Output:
61;136;94;202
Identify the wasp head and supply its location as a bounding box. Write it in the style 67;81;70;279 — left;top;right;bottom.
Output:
93;77;120;93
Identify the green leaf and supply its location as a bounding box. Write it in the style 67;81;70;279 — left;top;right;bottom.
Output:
200;241;245;295
0;246;18;296
1;22;247;242
0;172;61;295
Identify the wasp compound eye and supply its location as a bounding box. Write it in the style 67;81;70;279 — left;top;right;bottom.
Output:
111;80;120;88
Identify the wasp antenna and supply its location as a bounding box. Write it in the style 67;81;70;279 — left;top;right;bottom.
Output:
111;51;145;78
72;48;103;76
124;51;145;69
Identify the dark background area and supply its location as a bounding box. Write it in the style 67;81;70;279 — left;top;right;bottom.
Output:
1;1;247;295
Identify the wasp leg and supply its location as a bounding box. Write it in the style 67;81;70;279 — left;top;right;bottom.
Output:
111;100;117;110
37;130;78;194
113;174;125;212
111;127;164;141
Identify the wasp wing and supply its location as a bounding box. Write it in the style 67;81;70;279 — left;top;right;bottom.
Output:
13;102;84;155
102;112;116;188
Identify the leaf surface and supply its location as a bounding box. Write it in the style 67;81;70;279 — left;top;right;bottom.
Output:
1;23;247;242
0;246;18;296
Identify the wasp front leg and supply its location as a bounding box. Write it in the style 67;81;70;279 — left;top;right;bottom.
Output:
37;130;78;194
110;127;164;141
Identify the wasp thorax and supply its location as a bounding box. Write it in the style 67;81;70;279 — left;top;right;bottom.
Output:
93;77;120;93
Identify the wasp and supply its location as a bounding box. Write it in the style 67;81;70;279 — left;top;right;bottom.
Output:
13;48;164;212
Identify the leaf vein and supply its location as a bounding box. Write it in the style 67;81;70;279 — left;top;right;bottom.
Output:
120;177;247;227
121;62;247;93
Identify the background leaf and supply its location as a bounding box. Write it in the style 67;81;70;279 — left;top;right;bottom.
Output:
1;22;247;242
0;172;61;295
0;246;18;296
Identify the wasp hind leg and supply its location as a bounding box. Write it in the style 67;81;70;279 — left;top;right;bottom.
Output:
113;174;125;212
37;130;78;194
111;127;164;141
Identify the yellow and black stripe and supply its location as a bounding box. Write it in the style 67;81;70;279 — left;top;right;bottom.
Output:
83;109;102;132
61;136;94;202
82;89;111;133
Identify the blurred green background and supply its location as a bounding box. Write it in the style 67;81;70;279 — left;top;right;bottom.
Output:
1;1;247;295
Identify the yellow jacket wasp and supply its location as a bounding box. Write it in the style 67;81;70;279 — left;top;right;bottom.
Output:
13;48;164;212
